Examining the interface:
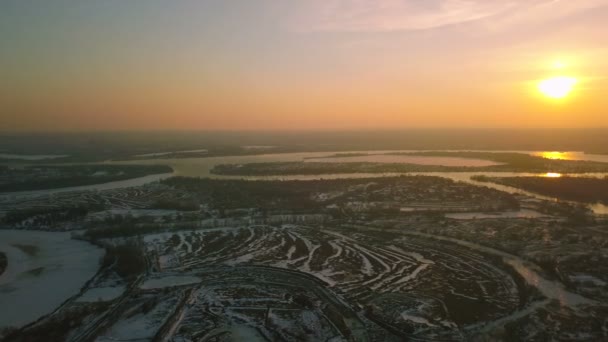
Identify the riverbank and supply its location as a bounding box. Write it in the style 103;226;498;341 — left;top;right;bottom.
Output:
0;165;172;192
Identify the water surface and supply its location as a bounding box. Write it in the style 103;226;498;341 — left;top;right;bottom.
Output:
306;154;502;167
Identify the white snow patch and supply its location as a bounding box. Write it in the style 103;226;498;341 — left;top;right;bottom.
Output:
401;313;436;327
224;253;254;266
393;264;431;285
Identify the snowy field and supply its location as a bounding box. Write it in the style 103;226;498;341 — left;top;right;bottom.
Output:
76;286;125;303
0;230;102;330
143;225;522;339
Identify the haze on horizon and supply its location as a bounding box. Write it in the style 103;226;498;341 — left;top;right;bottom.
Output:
1;0;607;132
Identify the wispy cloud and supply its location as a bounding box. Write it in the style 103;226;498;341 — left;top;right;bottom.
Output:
292;0;606;32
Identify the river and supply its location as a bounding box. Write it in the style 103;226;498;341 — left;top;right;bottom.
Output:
2;150;607;214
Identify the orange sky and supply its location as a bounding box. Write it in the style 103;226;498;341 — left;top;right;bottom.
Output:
1;1;607;131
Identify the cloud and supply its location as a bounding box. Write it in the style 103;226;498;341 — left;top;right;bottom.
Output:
292;0;606;32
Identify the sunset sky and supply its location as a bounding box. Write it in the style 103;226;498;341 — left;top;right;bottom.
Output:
1;0;607;131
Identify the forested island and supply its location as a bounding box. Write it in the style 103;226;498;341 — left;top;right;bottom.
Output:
472;175;608;205
0;165;172;192
211;152;608;175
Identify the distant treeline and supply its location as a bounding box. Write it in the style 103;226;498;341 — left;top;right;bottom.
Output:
473;176;608;205
212;162;447;175
2;205;94;226
84;222;166;241
0;164;172;192
3;129;608;162
0;252;6;277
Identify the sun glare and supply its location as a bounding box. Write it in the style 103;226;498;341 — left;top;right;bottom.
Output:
543;172;563;178
552;61;566;69
538;76;577;99
539;151;572;160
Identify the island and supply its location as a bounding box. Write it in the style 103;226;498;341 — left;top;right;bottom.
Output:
0;165;172;192
211;152;608;175
472;175;608;205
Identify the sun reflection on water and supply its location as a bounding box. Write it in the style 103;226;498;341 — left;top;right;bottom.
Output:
538;151;573;160
543;172;562;178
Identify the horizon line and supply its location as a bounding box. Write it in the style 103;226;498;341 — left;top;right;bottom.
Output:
2;127;608;135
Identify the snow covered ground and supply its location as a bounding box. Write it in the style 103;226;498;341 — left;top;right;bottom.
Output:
96;294;180;341
76;286;125;303
0;230;102;330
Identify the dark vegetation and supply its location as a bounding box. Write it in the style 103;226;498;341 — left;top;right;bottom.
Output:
0;252;6;277
502;304;608;341
100;243;146;280
82;210;200;240
1;205;94;227
0;165;172;192
474;176;608;205
84;222;165;240
150;198;200;211
161;176;518;212
1;303;110;342
212;152;608;175
162;177;325;211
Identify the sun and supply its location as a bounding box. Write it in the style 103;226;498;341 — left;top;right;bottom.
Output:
552;61;566;69
538;76;577;99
